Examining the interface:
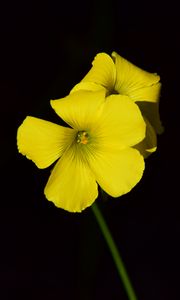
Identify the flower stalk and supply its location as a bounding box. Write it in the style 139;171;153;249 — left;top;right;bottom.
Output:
91;202;137;300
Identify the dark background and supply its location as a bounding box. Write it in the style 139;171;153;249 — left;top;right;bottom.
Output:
1;0;179;299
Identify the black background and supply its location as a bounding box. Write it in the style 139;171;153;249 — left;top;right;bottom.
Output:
1;0;180;299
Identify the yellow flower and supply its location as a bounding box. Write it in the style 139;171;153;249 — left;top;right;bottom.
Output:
71;52;164;158
17;90;146;212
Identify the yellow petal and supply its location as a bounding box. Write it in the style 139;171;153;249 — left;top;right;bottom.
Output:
136;101;164;134
95;94;146;149
112;52;161;102
50;90;106;131
70;82;107;94
44;145;98;212
133;117;157;158
17;116;76;169
128;82;161;102
88;147;145;197
81;53;116;92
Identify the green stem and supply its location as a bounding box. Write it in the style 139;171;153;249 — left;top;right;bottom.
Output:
91;202;138;300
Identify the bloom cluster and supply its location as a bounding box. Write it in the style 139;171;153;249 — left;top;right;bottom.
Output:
17;52;162;212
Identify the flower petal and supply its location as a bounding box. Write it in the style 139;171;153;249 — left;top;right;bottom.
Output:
128;82;161;102
81;53;116;92
112;52;161;102
44;146;98;212
133;117;157;158
50;90;106;131
70;82;107;94
95;94;146;149
17;116;76;169
136;101;164;134
88;147;145;197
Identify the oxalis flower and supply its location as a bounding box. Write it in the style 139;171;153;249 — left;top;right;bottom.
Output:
71;52;164;158
17;90;146;212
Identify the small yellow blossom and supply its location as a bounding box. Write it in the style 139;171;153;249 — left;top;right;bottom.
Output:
71;52;163;158
17;90;146;212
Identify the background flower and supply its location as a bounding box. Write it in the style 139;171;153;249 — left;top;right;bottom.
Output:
71;51;164;158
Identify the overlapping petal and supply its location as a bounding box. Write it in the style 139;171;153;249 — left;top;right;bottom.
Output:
50;90;106;131
88;147;144;197
137;101;164;134
81;53;116;92
17;116;76;169
44;145;98;212
70;51;161;105
70;82;107;94
133;117;157;158
95;94;146;149
112;51;161;102
128;82;161;102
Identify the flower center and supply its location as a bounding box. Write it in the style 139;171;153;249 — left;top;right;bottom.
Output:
76;131;89;145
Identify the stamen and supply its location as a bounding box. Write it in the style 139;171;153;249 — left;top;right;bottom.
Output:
76;131;89;145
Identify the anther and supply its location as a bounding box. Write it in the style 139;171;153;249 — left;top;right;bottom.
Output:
76;131;89;145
